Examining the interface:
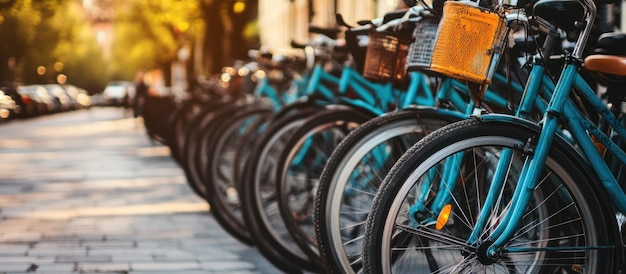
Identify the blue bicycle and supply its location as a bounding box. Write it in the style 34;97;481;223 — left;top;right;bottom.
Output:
363;0;626;272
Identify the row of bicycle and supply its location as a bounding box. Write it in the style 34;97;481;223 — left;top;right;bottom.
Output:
153;0;626;272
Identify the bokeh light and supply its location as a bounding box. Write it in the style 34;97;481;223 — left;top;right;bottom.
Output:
54;62;64;72
233;1;246;13
57;74;68;84
36;66;46;75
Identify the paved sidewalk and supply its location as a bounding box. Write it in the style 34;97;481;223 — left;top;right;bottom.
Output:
0;107;280;274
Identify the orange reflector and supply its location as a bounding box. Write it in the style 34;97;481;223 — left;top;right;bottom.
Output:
436;204;452;230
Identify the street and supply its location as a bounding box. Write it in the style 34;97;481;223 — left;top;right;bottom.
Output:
0;107;280;273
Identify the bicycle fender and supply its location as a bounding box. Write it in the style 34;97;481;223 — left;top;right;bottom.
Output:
472;113;574;145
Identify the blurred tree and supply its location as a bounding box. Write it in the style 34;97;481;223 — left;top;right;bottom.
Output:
109;0;203;85
198;0;258;75
228;0;259;61
21;0;70;84
0;0;38;85
56;3;108;94
0;0;108;94
0;0;260;92
0;0;15;9
109;0;259;87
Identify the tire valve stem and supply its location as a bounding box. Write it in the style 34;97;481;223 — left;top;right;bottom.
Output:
436;204;452;230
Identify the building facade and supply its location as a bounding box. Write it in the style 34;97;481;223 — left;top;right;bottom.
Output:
258;0;408;51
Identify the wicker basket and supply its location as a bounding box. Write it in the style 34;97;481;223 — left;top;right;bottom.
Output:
362;30;411;83
406;16;441;72
430;1;509;84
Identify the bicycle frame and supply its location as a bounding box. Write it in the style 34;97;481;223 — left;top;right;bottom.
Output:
281;33;543;170
253;68;310;111
342;64;553;221
466;0;626;257
407;56;556;226
476;64;626;253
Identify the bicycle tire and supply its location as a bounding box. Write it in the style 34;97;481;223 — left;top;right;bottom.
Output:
363;118;617;273
233;101;319;190
180;98;234;198
204;103;274;245
183;100;243;199
240;105;324;273
275;106;377;269
168;99;206;165
314;108;463;273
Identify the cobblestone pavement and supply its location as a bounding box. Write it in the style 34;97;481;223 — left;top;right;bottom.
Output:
0;107;281;274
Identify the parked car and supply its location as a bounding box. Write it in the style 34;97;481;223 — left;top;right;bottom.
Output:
13;85;43;117
27;85;58;114
101;81;134;107
62;84;92;109
0;88;16;120
43;84;73;112
1;86;30;118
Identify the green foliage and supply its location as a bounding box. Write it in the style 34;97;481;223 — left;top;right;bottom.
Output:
0;0;107;93
0;0;40;63
0;0;257;91
243;19;260;49
109;0;203;81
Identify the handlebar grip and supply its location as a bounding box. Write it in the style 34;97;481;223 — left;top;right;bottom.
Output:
382;10;407;24
308;25;341;39
357;20;373;26
336;13;353;28
290;40;308;49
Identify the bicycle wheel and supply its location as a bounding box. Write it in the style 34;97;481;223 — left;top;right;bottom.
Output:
232;114;271;190
182;100;241;199
275;106;376;268
204;103;274;245
314;108;463;273
240;105;324;273
363;119;617;273
169;98;206;165
180;98;234;198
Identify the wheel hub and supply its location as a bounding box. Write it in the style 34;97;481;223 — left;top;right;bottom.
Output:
476;240;499;265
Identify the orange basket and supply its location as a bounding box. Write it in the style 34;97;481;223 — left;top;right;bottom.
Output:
362;30;411;83
430;1;509;84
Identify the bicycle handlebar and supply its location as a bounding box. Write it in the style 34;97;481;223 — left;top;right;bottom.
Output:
375;6;424;32
290;41;308;49
309;25;341;39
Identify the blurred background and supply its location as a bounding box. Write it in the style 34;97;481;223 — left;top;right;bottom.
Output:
0;0;410;99
2;0;618;122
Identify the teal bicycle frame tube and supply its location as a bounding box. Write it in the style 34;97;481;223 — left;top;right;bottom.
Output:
485;63;626;256
406;60;558;228
401;72;435;108
486;64;579;254
254;77;284;111
565;102;626;209
307;65;340;101
337;68;437;113
467;59;553;244
338;66;384;106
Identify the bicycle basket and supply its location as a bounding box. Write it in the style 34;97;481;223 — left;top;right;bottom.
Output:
362;30;411;83
406;16;440;72
430;1;509;84
345;29;369;74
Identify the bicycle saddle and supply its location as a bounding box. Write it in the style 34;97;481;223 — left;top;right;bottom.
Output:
584;55;626;91
584;30;626;90
532;0;584;32
595;32;626;55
